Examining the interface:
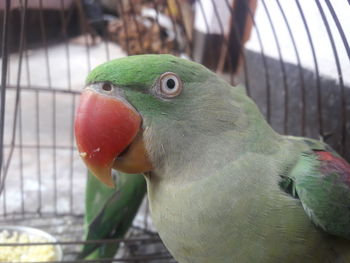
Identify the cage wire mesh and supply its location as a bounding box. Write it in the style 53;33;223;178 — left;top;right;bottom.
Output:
0;0;349;262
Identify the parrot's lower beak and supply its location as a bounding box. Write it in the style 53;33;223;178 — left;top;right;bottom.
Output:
74;89;152;187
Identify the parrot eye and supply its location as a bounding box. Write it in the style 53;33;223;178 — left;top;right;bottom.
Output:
102;83;113;92
157;72;183;98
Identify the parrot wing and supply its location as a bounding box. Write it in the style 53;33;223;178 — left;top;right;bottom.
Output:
281;137;350;240
79;171;146;260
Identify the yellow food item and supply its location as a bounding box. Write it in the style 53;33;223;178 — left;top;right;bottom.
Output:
0;230;57;262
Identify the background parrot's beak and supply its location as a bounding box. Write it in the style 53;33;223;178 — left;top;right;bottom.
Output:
74;89;141;187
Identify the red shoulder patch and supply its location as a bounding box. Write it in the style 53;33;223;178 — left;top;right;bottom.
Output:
315;151;350;187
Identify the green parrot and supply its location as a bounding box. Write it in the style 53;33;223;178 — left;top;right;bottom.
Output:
79;171;146;260
74;54;350;263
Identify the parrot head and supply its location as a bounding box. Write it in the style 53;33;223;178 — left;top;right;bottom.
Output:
75;54;250;187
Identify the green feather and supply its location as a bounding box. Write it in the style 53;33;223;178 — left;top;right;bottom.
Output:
79;171;146;260
284;137;350;239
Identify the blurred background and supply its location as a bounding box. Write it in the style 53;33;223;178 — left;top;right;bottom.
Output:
0;0;349;262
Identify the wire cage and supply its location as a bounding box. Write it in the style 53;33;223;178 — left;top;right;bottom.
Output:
0;0;349;262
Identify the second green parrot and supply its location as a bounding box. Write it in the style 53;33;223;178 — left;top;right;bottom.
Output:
79;171;146;261
75;55;350;263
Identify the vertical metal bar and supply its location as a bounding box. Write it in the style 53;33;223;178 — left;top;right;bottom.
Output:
18;0;28;216
129;0;144;54
131;1;144;53
214;12;230;76
52;94;58;214
324;0;350;61
1;176;5;216
151;1;165;53
1;16;12;216
18;97;24;215
197;0;214;65
69;110;75;214
60;0;72;91
60;0;74;213
39;0;52;89
0;0;11;192
261;0;289;134
210;0;231;73
24;39;31;88
221;0;250;87
238;0;271;122
52;31;58;214
174;0;193;58
35;90;42;213
0;0;11;217
166;1;180;54
69;95;76;214
75;0;92;73
275;0;306;136
118;0;130;55
295;0;323;137
0;0;28;214
315;0;347;155
196;0;210;38
39;0;57;214
22;6;42;214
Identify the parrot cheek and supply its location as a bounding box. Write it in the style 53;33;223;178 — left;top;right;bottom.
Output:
74;89;142;187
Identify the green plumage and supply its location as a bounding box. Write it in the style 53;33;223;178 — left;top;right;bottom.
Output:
286;137;350;240
80;171;146;261
86;55;350;263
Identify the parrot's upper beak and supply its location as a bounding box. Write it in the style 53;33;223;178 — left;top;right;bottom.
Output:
74;85;153;187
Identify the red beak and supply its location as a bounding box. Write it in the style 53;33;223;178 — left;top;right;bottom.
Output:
74;89;141;187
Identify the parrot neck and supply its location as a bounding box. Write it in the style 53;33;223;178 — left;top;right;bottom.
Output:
144;118;283;184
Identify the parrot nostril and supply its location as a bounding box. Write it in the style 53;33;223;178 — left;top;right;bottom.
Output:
102;83;112;92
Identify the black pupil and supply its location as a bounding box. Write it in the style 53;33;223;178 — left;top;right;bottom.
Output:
166;78;176;89
102;83;112;91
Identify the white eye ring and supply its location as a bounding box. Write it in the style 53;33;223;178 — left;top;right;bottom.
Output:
158;72;183;98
